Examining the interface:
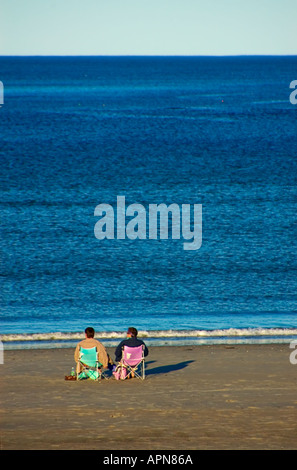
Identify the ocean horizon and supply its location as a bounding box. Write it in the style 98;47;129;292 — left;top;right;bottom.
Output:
1;55;297;349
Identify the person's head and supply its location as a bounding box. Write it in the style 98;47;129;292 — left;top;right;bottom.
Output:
85;327;95;338
127;327;138;338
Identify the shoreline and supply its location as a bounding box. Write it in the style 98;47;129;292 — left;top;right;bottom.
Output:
1;343;297;450
3;338;297;351
2;328;297;351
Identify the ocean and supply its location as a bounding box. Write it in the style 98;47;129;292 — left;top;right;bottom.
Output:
1;56;297;350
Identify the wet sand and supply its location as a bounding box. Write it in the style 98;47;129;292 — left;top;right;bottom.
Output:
1;344;296;450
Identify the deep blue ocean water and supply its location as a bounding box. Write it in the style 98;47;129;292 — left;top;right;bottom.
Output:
1;56;297;349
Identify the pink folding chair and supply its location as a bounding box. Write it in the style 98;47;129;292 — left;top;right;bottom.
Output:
120;345;145;380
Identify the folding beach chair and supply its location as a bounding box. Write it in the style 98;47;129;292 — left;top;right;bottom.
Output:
119;345;145;380
77;346;107;381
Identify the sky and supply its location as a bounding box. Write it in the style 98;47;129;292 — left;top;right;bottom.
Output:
0;0;296;56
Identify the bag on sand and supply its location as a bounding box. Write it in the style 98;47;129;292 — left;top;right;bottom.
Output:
113;365;127;380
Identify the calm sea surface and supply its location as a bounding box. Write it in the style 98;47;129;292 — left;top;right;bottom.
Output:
1;56;297;349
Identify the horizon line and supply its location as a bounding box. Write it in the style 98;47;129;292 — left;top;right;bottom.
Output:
0;53;296;58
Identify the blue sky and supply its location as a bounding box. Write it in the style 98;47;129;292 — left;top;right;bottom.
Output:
0;0;296;55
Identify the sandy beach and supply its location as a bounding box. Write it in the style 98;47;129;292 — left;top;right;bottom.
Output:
1;343;296;450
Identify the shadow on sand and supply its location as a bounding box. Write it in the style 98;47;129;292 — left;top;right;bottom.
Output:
145;360;194;376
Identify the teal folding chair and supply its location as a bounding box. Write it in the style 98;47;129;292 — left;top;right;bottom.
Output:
77;346;106;381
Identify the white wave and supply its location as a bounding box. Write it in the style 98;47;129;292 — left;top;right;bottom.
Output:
1;327;297;343
140;328;297;338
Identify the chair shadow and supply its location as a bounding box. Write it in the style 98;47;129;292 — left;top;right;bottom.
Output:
145;360;157;366
145;360;194;376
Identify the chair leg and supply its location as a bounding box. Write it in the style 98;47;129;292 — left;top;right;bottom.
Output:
76;362;81;378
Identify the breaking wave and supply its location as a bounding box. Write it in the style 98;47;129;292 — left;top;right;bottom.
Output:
1;328;297;350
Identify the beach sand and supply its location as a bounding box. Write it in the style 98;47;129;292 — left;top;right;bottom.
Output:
1;344;296;450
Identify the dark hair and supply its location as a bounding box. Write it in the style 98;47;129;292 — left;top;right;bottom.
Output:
128;327;138;337
85;327;95;338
